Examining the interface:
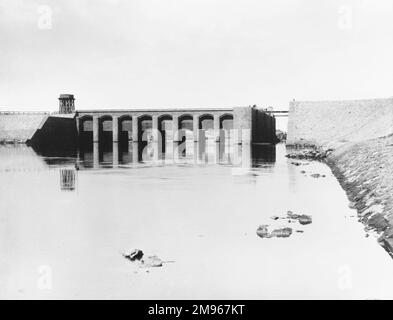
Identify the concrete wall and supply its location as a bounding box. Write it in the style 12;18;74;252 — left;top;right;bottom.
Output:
0;113;48;142
233;107;252;144
287;97;393;147
29;115;78;156
251;108;276;143
232;107;276;144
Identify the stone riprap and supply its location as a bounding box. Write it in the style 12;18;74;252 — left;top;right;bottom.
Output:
326;135;393;257
286;97;393;258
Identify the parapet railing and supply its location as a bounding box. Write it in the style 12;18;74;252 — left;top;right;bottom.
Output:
0;111;50;115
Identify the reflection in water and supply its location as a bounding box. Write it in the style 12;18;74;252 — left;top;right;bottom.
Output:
28;124;278;170
23;139;277;170
3;143;393;299
252;144;276;165
59;169;76;192
0;143;276;192
76;140;277;169
31;144;77;159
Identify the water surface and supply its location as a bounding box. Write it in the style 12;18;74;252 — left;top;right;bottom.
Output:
0;142;393;299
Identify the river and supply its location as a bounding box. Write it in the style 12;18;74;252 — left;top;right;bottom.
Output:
1;141;393;299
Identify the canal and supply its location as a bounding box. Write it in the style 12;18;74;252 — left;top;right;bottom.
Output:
0;142;393;299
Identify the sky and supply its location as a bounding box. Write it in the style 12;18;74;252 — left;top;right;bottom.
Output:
1;0;392;128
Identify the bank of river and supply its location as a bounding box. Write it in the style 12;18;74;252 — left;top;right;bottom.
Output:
326;135;393;258
1;143;393;299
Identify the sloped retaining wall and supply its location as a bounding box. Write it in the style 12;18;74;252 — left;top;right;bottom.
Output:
286;96;393;258
326;135;393;257
287;98;393;147
0;112;49;143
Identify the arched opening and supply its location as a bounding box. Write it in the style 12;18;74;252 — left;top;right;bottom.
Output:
178;114;193;131
158;114;173;154
220;114;233;130
119;115;132;152
138;115;153;161
79;116;93;150
197;114;214;159
99;116;113;152
219;114;234;162
178;114;193;157
199;114;214;130
138;115;152;141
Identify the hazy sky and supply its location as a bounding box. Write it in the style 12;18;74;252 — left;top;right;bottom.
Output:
1;0;392;115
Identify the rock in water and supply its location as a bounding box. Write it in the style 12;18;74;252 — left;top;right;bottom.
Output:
124;249;144;261
256;225;270;238
141;255;163;268
271;227;293;238
298;215;312;225
257;225;293;238
287;211;300;219
124;250;165;268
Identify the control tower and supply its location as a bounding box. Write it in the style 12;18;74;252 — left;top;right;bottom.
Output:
59;94;75;114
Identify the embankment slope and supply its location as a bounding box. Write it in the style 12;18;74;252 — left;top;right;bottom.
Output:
327;135;393;256
287;98;393;148
287;97;393;257
0;113;48;143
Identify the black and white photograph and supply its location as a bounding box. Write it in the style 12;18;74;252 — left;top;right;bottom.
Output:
1;0;393;304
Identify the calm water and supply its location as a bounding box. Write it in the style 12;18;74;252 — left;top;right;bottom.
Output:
1;141;393;299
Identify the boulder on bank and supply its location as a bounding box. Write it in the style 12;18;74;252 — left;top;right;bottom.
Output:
276;130;287;142
367;213;390;232
286;148;333;161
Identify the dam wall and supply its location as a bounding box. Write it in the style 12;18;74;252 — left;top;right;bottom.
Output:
77;106;277;146
29;114;78;156
0;104;277;152
0;112;49;143
287;98;393;147
251;107;276;143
